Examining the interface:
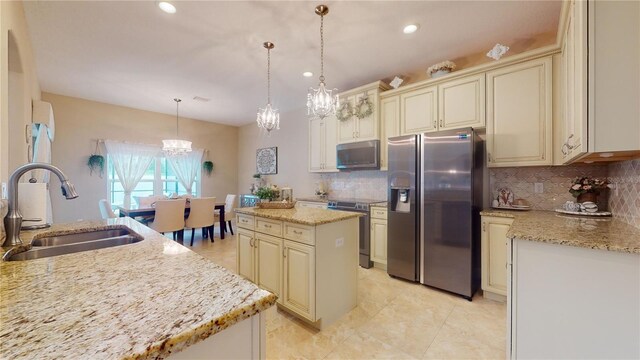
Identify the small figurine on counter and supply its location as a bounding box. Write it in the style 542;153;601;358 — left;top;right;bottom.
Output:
497;188;514;207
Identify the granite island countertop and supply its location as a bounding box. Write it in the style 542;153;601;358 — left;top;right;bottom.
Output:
480;209;640;254
0;217;277;360
234;207;362;226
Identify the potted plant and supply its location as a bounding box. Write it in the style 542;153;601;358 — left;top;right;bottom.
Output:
202;161;214;177
569;176;609;203
254;186;279;202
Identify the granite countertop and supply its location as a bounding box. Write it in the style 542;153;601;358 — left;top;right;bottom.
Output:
295;196;329;203
0;218;277;360
480;209;640;254
234;207;362;226
370;202;388;208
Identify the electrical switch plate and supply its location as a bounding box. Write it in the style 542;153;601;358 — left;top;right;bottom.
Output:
534;183;544;194
335;237;344;247
1;182;7;199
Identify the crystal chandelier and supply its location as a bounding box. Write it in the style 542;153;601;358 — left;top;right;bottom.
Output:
257;41;280;133
163;98;192;156
307;4;339;120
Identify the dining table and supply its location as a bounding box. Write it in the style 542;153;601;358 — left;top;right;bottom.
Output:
117;202;227;240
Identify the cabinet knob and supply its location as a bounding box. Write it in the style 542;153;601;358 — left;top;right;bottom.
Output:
264;224;272;228
293;230;302;235
433;120;436;128
439;119;443;127
282;247;287;258
482;222;486;232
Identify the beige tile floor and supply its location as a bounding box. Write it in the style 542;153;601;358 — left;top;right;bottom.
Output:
187;227;507;360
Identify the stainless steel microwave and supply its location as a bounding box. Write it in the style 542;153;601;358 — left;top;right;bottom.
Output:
336;140;380;170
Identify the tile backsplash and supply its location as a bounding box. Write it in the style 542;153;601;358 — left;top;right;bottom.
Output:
317;171;387;201
489;164;610;210
608;159;640;228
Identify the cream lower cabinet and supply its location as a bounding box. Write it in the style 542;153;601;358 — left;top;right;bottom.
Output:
486;57;553;167
236;213;358;329
481;215;513;300
370;207;388;266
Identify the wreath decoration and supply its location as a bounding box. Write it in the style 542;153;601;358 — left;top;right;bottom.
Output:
354;95;374;119
336;101;353;122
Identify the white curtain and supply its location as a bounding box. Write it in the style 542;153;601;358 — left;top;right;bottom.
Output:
31;124;53;223
166;149;203;195
104;140;160;208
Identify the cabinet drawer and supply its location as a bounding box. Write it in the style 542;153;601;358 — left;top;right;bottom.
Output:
236;214;255;230
283;222;315;246
255;217;283;237
370;207;388;220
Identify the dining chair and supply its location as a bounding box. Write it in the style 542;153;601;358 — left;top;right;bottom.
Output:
215;194;237;236
148;199;186;242
98;199;117;219
184;197;216;246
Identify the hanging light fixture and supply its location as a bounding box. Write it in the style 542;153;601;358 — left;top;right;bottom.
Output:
256;41;280;133
307;4;339;120
162;98;192;156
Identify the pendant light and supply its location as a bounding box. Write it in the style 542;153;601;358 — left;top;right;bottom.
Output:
307;4;339;120
256;41;280;133
162;98;192;156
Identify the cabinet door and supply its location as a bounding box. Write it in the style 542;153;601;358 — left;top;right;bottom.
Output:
400;86;437;135
308;118;324;172
324;114;338;171
237;228;255;282
486;57;553;167
380;96;400;170
438;74;485;130
370;218;387;265
354;90;379;141
283;240;316;321
481;217;512;296
256;233;282;301
337;95;357;143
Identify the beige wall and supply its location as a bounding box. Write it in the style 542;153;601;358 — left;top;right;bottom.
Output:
0;1;42;184
44;93;238;223
238;107;320;198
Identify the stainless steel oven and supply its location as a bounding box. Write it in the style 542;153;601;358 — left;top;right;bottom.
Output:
327;199;378;268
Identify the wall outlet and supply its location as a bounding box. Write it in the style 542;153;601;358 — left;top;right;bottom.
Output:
534;183;544;194
1;182;7;199
335;237;344;247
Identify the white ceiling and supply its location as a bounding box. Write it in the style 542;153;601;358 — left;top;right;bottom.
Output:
24;1;562;126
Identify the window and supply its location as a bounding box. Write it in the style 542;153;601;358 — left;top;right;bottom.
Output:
107;156;200;206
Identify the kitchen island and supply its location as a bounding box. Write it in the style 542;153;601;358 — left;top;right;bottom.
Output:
0;217;276;360
481;210;640;359
234;207;361;329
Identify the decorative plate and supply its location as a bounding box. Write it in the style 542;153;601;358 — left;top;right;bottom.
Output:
554;209;612;217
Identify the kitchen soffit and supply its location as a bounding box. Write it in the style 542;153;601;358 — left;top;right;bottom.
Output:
23;1;561;126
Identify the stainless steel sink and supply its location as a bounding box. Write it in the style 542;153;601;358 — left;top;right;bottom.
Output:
31;229;132;246
4;228;143;261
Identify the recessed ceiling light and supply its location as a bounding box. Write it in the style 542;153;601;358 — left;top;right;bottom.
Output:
403;24;419;34
158;2;176;14
303;71;313;77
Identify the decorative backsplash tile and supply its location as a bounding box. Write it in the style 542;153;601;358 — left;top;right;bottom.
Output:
608;159;640;229
317;171;388;201
489;164;610;211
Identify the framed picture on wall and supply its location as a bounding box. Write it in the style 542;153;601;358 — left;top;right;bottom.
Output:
256;147;278;175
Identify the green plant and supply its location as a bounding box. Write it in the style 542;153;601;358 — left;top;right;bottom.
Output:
202;161;214;177
254;186;278;200
88;154;105;178
253;173;262;179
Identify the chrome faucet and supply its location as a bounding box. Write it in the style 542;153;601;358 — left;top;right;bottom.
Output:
2;163;78;247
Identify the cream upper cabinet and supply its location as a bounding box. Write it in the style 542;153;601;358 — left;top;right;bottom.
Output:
335;81;390;144
400;86;437;135
481;215;513;299
438;74;485;130
256;232;283;302
283;239;316;321
559;0;640;163
486;57;553;167
380;95;400;170
308;115;337;173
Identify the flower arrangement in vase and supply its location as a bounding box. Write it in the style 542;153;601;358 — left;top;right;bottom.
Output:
427;60;456;78
569;177;609;203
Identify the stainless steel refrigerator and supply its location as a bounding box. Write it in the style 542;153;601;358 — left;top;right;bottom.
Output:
387;128;483;299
